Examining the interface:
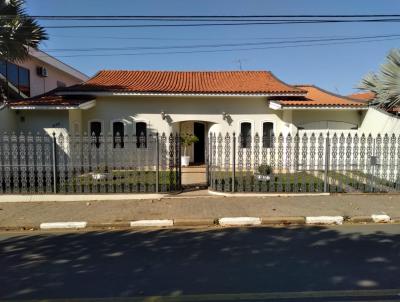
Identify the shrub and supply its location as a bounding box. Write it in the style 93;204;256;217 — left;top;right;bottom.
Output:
258;164;272;175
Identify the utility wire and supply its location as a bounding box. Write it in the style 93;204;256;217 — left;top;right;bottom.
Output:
4;14;400;19
40;34;400;52
37;36;400;58
28;19;400;29
47;33;374;41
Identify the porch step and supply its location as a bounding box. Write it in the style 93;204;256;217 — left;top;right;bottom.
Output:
181;167;207;173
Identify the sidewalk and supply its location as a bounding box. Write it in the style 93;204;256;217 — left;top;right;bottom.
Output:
0;193;400;229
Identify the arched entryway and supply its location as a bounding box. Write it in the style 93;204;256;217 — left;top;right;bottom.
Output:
172;120;218;188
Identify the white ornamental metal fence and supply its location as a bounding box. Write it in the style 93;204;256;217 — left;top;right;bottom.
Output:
0;132;181;194
208;132;400;193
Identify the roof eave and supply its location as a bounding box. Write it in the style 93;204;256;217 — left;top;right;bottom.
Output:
278;105;368;110
9;99;96;110
57;91;306;97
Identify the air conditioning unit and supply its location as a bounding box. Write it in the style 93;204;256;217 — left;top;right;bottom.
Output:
36;66;48;77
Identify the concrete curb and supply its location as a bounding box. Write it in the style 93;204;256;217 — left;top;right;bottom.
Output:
130;220;174;227
208;190;330;197
218;217;262;226
40;221;87;230
4;213;399;231
174;218;216;226
261;216;306;225
0;194;166;203
371;214;391;223
305;216;344;225
86;222;131;229
347;216;374;224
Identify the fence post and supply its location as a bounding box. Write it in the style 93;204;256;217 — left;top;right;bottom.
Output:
232;132;236;193
323;133;330;192
176;133;182;190
370;138;376;193
205;135;210;186
51;132;57;194
156;133;159;193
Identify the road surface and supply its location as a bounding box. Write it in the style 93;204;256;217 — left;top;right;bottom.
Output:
1;225;400;301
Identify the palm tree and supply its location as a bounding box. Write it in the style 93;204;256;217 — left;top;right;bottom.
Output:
0;0;47;101
359;49;400;110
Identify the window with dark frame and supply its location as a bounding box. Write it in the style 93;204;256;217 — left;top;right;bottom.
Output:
6;62;18;89
136;122;147;148
18;67;30;96
90;121;102;148
240;122;252;148
0;59;30;97
262;122;274;148
113;121;125;148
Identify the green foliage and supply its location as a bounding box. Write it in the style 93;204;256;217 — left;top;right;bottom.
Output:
180;133;199;147
359;49;400;109
180;133;199;156
258;164;272;175
0;0;47;61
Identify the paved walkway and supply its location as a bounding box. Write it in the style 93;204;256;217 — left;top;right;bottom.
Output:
0;194;400;227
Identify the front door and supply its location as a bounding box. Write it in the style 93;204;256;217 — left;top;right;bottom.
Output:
193;122;205;164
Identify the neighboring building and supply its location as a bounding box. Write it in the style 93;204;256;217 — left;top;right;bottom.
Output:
348;91;375;102
8;70;374;164
0;49;88;132
347;91;400;134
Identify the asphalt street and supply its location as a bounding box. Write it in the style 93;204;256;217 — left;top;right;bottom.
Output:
1;225;400;301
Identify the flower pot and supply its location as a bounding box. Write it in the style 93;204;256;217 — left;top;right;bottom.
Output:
255;173;271;182
181;156;190;167
91;173;108;181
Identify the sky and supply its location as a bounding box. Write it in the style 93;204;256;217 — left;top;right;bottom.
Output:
25;0;400;95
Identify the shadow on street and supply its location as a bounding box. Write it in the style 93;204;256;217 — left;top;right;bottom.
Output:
0;226;400;301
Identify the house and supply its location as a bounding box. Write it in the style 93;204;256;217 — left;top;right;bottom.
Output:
0;49;89;132
6;70;374;165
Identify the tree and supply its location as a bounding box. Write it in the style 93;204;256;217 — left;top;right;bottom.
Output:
0;0;47;102
360;49;400;110
0;0;47;61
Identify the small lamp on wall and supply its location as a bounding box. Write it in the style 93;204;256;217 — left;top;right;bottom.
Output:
161;111;166;120
222;111;233;125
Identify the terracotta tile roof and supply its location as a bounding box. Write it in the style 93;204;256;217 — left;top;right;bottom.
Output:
8;90;94;107
271;85;368;108
347;91;375;101
65;70;305;95
387;106;400;113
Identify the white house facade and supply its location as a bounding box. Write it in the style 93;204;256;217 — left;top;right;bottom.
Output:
6;70;385;165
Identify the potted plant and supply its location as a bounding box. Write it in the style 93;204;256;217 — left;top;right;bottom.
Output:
180;133;199;167
255;164;272;181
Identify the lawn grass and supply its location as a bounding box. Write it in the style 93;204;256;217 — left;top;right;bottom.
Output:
319;170;398;192
210;171;329;193
59;170;179;193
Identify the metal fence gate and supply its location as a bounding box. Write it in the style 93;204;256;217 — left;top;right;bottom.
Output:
209;132;400;193
0;132;181;194
1;130;399;195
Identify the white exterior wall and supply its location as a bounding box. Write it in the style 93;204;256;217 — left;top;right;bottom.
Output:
19;56;84;97
77;96;287;136
292;109;362;131
359;108;400;135
0;107;17;132
16;110;68;134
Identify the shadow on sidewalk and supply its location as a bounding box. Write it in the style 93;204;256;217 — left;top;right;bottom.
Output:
0;226;399;301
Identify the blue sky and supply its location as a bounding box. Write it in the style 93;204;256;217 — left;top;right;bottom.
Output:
25;0;400;94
